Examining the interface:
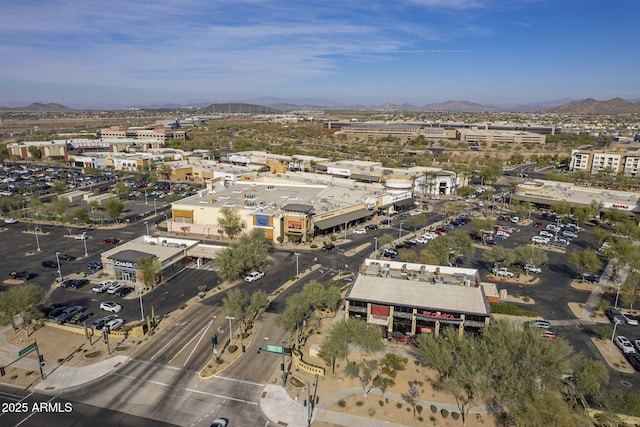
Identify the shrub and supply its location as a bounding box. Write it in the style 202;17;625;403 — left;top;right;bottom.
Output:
310;244;318;249
490;302;538;317
416;405;423;415
397;402;403;409
452;412;460;420
441;409;449;419
227;345;238;353
368;408;376;417
337;399;346;408
290;275;297;281
378;400;384;407
430;415;436;423
430;404;437;413
356;401;364;407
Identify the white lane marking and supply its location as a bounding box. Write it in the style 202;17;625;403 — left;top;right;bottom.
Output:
113;373;258;405
177;319;213;366
150;319;195;360
14;392;61;426
214;375;265;387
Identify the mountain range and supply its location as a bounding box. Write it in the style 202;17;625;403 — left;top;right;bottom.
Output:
2;98;640;115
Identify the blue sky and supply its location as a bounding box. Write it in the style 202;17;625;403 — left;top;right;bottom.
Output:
1;0;639;108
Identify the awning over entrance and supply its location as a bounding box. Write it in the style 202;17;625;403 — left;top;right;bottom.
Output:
313;208;371;230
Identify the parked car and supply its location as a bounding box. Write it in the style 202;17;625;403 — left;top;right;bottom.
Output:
115;286;134;297
321;243;335;252
511;216;520;223
524;264;542;274
92;280;114;293
365;224;378;230
105;318;125;331
606;308;626;325
9;271;37;280
626;352;640;371
495;231;510;239
4;218;18;224
91;316;116;330
103;238;118;244
57;253;76;261
615;336;636;354
526;319;551;329
539;230;555;238
382;248;398;258
583;273;600;283
69;311;94;325
562;230;578;238
55;305;86;324
533;222;543;228
107;283;126;294
379;219;391;225
74;233;88;240
41;260;58;268
244;271;265;282
47;306;68;320
352;228;367;235
531;236;550;245
416;236;430;244
492;267;515;278
100;301;123;313
621;312;639;326
87;261;103;270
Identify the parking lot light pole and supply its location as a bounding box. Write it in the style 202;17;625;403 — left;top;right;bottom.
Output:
609;320;619;352
154;198;158;214
226;316;235;346
55;251;63;281
34;226;40;251
138;286;144;321
399;223;403;239
374;237;377;252
144;221;149;236
614;281;622;309
294;252;300;278
82;235;88;257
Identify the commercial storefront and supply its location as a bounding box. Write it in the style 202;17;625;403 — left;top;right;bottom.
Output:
345;261;491;338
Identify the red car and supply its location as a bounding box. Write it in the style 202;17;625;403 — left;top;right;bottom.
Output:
533;222;543;228
103;238;118;244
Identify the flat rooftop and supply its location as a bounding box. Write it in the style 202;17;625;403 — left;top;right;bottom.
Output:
347;274;490;317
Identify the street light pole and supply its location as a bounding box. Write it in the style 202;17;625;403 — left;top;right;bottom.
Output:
344;221;347;240
34;226;40;251
82;235;88;257
22;200;26;218
139;286;145;321
294;252;300;278
374;237;377;252
144;221;149;236
614;281;622;309
609;320;619;352
399;223;403;239
226;316;235;346
55;251;63;281
154;198;157;214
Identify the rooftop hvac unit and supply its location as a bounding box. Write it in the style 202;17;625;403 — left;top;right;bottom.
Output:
463;280;471;286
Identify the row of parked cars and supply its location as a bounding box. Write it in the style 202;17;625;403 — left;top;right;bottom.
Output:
43;303;125;330
92;280;135;296
530;222;581;249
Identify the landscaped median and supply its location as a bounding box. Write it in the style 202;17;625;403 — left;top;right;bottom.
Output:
485;274;539;286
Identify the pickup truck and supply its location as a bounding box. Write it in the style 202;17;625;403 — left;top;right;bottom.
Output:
244;271;265;282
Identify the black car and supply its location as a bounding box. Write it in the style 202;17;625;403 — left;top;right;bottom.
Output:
395;242;411;249
47;306;68;320
91;316;114;330
41;260;58;268
10;271;37;280
58;253;76;261
583;273;600;283
365;224;379;230
321;243;336;252
87;261;103;270
115;286;134;297
627;353;640;372
69;311;94;325
56;306;86;324
379;219;391;225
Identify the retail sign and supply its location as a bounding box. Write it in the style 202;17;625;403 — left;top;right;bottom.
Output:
114;260;138;269
421;311;457;320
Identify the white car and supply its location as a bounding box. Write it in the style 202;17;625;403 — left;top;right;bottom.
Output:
615;336;636;354
4;218;17;224
511;216;520;223
107;283;126;294
525;264;542;274
92;280;114;293
621;312;639;326
422;231;438;239
531;236;550;245
100;301;123;313
492;267;515;278
74;233;88;240
352;228;367;235
539;230;555;238
562;230;578;238
415;236;430;244
545;224;561;233
244;271;265;282
105;318;125;331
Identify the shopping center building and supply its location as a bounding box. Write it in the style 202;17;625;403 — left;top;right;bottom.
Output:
345;259;491;338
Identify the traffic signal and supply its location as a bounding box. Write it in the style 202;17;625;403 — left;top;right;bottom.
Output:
0;366;5;377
